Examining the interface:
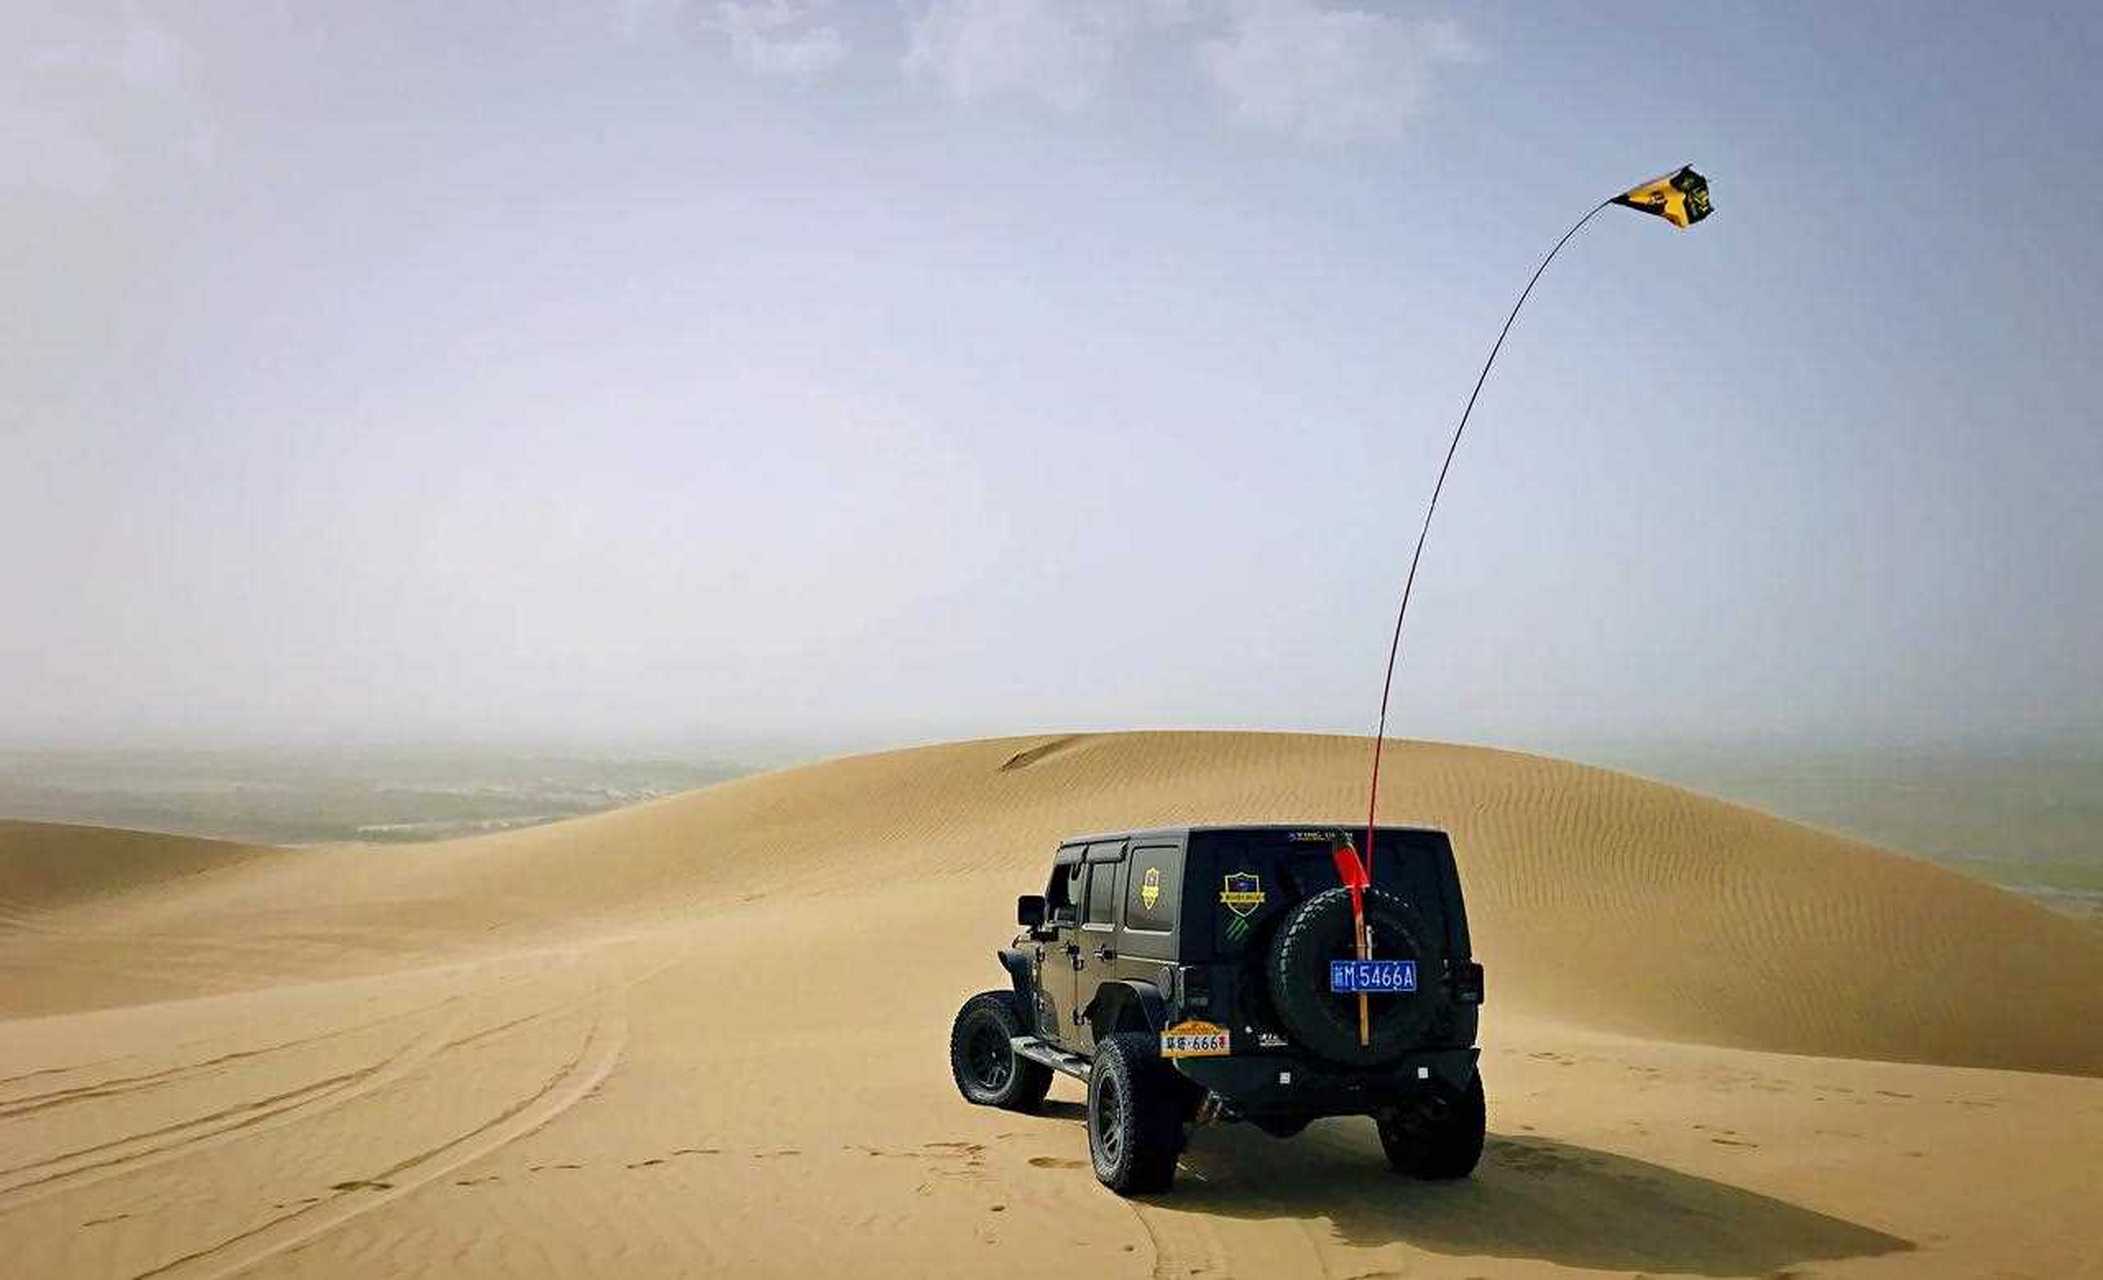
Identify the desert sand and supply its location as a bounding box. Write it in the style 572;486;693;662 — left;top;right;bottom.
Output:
3;731;2100;1279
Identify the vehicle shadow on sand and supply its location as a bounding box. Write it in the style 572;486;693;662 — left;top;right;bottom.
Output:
1150;1123;1914;1276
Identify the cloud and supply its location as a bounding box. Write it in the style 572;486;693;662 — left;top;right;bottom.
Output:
901;0;1144;112
30;9;189;89
1;108;119;196
901;0;1468;140
5;7;206;196
1197;0;1472;142
616;0;686;40
709;1;849;79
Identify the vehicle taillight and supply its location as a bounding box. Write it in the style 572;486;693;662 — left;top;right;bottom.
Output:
1453;961;1485;1005
1178;964;1213;1012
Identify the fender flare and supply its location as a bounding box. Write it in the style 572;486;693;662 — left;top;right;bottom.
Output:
997;947;1033;1003
1086;980;1168;1037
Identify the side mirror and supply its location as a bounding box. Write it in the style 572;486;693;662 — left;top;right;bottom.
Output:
1017;894;1047;929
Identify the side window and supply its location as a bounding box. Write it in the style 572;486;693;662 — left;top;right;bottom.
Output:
1124;847;1177;933
1060;862;1086;922
1047;850;1082;912
1084;861;1120;926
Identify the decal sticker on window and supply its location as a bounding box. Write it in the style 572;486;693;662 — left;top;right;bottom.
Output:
1139;866;1162;911
1220;871;1264;942
1220;871;1265;916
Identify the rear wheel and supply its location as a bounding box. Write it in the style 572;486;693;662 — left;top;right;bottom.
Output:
1376;1070;1486;1179
950;991;1053;1112
1086;1033;1182;1194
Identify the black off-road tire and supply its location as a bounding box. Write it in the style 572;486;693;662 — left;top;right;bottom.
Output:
1377;1070;1486;1179
1267;886;1438;1067
1086;1033;1183;1194
950;991;1053;1112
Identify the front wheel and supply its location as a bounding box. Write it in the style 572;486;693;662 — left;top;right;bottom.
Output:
950;991;1053;1111
1377;1070;1486;1179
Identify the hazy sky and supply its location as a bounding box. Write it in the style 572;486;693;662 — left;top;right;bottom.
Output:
6;1;2100;755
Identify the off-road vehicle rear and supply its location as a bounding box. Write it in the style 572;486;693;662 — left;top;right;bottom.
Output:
949;824;1486;1193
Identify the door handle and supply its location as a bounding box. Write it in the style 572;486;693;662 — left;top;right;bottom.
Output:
1094;945;1116;962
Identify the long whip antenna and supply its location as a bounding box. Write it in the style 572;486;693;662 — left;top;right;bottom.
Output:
1362;198;1613;877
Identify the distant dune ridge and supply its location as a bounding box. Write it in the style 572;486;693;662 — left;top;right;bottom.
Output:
4;733;2100;1068
4;732;2101;1278
0;820;270;915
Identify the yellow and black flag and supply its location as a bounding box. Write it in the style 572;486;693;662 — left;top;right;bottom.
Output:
1612;165;1713;228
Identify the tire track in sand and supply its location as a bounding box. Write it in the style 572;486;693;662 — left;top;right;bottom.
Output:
0;993;468;1117
0;1005;463;1212
1129;1182;1232;1280
128;986;630;1280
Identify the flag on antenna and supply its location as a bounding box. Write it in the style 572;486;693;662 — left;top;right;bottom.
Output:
1332;840;1369;897
1611;165;1713;228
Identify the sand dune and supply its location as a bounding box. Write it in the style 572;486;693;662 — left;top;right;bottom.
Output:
3;732;2101;1278
0;821;271;917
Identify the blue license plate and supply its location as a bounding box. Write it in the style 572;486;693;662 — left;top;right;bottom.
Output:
1329;959;1417;993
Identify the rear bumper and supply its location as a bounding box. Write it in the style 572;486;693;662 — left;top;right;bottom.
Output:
1171;1046;1478;1120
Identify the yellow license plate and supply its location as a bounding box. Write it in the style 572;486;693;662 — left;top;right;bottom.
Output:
1159;1020;1231;1058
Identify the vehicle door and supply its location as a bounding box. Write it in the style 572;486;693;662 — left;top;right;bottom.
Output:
1038;851;1088;1050
1113;842;1181;989
1073;840;1127;1052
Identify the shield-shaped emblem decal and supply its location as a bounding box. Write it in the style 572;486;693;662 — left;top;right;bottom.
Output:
1220;871;1265;918
1139;866;1161;910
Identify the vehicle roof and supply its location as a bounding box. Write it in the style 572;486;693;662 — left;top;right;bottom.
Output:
1056;822;1448;846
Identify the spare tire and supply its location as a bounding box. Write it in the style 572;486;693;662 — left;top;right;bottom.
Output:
1266;886;1439;1066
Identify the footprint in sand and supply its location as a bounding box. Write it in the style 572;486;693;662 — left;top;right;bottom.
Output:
1490;1145;1575;1176
1028;1156;1086;1170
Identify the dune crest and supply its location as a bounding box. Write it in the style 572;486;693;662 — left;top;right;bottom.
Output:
424;730;2103;1075
0;820;274;919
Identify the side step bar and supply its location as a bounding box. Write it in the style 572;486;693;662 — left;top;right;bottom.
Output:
1012;1036;1091;1081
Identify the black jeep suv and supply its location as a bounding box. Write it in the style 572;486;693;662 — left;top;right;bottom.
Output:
948;824;1486;1194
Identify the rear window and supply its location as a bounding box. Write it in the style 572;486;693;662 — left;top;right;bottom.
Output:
1193;828;1453;957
